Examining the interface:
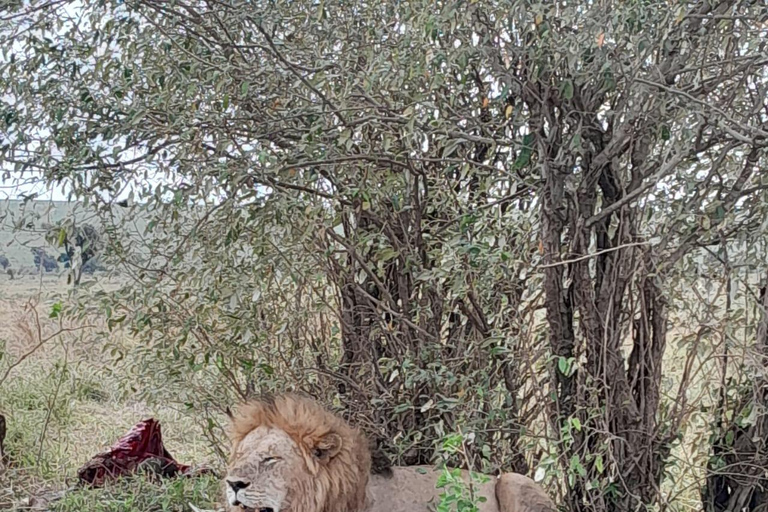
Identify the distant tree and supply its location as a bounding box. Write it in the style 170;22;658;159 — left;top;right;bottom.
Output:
31;248;58;273
51;223;104;285
81;256;106;275
58;252;71;268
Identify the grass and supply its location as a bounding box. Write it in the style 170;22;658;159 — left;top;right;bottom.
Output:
0;274;222;511
51;474;222;512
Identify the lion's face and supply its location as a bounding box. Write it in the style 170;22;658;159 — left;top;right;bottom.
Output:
224;394;372;512
224;425;305;512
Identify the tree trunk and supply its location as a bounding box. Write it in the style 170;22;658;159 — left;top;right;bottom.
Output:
539;121;671;510
703;280;768;512
327;170;533;470
0;413;7;468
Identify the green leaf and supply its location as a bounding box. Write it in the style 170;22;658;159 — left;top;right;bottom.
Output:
50;302;62;319
570;133;582;150
378;247;399;262
107;315;127;331
714;205;727;222
513;134;535;170
562;79;574;100
570;417;582;432
570;454;586;477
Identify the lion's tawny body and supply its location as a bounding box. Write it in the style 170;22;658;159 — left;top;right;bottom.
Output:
224;394;556;512
368;467;554;512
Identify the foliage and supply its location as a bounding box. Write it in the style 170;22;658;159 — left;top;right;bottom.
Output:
2;1;768;511
527;0;768;507
434;434;491;512
701;278;768;511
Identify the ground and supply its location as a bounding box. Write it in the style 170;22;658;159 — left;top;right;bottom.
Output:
0;273;222;511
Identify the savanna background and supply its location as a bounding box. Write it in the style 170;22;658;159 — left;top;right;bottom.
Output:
1;1;768;511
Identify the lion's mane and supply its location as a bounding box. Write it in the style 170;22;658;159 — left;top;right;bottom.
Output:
228;393;372;512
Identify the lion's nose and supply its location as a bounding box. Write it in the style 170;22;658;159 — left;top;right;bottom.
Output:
226;477;251;492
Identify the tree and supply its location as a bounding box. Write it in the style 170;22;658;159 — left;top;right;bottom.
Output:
62;223;104;285
523;3;768;509
45;222;104;284
31;247;58;273
3;0;546;475
2;1;767;511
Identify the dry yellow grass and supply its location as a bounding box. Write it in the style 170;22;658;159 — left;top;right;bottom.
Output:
0;273;219;510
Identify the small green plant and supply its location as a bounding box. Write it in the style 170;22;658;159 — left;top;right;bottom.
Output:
434;433;490;512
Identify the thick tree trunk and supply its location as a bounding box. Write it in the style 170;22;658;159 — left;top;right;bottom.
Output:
703;281;768;512
329;171;532;471
539;124;671;511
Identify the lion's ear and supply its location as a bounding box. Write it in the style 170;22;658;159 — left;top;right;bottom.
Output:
311;432;343;462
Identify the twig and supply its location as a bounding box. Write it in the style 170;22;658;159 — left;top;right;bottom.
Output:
538;241;652;268
635;78;768;141
37;340;68;464
585;151;687;228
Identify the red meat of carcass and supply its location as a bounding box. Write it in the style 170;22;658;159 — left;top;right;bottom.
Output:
77;418;209;487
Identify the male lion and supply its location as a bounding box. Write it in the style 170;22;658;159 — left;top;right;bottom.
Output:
224;393;556;512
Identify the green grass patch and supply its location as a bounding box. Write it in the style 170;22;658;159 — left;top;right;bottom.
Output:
0;353;116;471
51;474;222;512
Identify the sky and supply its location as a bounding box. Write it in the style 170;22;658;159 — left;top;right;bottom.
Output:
0;171;163;202
0;172;71;201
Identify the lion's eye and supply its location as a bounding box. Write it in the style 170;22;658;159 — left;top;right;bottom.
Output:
262;456;279;465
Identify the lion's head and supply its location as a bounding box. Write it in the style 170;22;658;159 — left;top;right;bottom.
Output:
224;393;372;512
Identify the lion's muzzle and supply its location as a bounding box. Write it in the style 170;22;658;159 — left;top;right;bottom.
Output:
225;476;277;512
